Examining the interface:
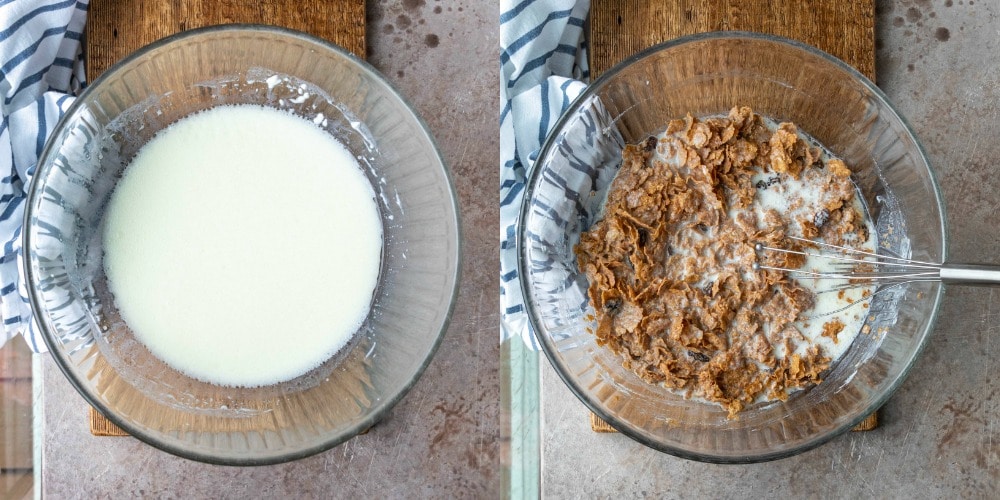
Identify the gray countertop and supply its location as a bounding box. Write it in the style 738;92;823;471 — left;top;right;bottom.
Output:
541;1;1000;497
35;0;1000;498
37;1;500;497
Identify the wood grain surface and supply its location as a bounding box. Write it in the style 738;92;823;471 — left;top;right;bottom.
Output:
589;0;875;81
85;0;366;80
89;406;128;437
587;0;879;433
84;0;366;437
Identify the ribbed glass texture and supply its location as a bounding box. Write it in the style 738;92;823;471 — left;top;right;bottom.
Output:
519;32;945;463
25;25;460;465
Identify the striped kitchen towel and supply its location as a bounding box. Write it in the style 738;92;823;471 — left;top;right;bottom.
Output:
500;0;589;349
0;0;88;352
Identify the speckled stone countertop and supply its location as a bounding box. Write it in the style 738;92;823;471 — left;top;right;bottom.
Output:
37;1;500;497
541;0;1000;496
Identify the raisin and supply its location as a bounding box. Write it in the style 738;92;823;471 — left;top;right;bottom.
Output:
814;209;830;228
755;176;780;190
643;136;657;152
637;227;649;247
688;350;711;363
604;299;621;313
702;282;714;296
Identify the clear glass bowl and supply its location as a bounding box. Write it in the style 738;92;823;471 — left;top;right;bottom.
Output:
25;25;461;465
518;32;946;463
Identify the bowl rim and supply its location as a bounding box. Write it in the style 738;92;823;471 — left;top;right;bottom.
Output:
24;23;462;466
517;30;947;463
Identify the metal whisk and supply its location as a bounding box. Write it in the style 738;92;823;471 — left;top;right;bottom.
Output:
754;235;1000;287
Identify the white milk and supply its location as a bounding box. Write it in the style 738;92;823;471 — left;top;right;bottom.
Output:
103;105;382;387
750;170;875;362
747;118;876;362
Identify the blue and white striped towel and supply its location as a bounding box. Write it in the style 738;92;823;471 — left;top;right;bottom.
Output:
0;0;88;352
500;0;590;349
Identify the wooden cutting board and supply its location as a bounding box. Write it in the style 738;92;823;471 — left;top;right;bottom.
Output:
85;0;366;81
83;0;366;437
587;0;879;433
589;1;874;81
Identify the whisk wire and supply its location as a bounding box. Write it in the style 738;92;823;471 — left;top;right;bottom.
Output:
785;235;940;267
752;237;1000;320
756;241;938;273
796;280;914;320
753;238;941;320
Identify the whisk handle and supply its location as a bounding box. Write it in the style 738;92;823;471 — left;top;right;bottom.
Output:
940;264;1000;286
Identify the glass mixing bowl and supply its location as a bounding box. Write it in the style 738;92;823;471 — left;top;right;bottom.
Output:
518;32;946;463
25;25;460;465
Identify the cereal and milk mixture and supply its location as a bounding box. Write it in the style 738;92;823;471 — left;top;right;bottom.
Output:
576;106;874;416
